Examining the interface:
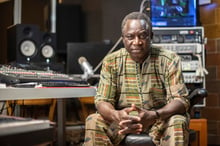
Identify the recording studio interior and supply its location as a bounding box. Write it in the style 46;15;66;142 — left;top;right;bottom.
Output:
0;0;218;145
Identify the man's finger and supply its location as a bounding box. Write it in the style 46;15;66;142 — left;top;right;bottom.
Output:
133;104;142;112
120;115;140;124
124;106;136;113
118;125;143;135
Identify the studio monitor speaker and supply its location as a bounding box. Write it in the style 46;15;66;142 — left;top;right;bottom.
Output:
7;24;41;63
7;24;57;64
40;32;56;63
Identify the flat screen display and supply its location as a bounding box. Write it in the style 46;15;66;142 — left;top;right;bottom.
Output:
151;0;200;27
66;42;122;74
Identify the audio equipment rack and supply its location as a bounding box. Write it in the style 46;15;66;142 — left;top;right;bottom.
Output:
152;26;207;107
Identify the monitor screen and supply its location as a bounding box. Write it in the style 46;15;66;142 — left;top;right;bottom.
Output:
66;42;123;74
151;0;200;27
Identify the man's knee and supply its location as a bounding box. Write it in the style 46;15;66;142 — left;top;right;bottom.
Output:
85;113;100;126
85;113;107;127
168;114;189;127
86;113;98;121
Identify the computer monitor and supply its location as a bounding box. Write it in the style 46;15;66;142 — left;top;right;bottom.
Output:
151;0;200;27
66;42;123;75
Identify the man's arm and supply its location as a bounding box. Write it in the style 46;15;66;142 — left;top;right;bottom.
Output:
96;101;140;124
155;99;186;120
157;53;189;120
117;100;186;135
96;101;118;123
97;101;144;134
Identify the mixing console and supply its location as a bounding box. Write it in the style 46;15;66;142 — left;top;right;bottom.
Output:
0;65;88;86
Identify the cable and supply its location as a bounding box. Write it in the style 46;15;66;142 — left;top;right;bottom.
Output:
139;0;148;13
194;54;208;77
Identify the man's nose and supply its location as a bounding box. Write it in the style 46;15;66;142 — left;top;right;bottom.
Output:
133;36;142;45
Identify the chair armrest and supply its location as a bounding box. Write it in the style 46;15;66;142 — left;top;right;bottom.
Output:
188;88;208;106
124;134;155;146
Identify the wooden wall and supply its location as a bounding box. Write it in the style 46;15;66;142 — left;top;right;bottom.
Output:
0;1;13;64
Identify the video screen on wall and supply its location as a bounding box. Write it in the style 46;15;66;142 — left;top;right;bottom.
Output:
151;0;200;27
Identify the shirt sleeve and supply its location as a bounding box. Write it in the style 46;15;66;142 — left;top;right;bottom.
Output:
94;57;118;107
164;54;190;112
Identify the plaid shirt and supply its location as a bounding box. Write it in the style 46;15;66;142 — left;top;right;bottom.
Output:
95;45;189;111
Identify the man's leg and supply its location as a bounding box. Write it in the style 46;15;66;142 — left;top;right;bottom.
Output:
160;115;189;146
84;113;125;146
149;114;189;146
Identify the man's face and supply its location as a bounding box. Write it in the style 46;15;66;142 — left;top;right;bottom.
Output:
122;19;151;63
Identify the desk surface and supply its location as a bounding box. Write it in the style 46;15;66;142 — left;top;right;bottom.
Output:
0;87;96;100
0;86;96;146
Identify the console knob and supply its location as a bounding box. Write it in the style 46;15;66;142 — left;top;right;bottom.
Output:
177;35;184;43
153;35;160;43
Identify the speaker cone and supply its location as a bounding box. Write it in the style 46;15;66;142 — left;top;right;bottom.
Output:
41;45;54;58
20;40;37;57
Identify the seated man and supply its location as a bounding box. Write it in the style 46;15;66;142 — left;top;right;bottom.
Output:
84;12;190;146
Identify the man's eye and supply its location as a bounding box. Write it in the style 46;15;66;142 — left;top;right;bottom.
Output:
139;33;148;39
125;35;134;40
